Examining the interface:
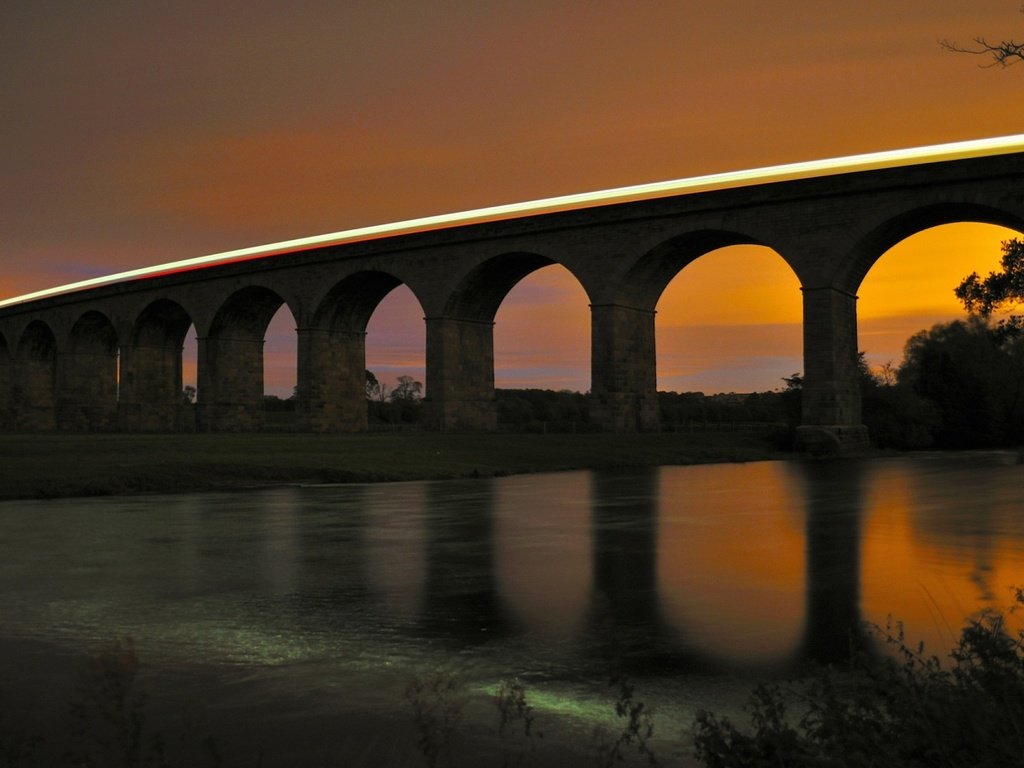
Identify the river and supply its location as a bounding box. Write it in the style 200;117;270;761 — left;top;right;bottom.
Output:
1;453;1022;765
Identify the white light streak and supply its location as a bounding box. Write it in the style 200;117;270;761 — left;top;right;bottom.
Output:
3;133;1024;310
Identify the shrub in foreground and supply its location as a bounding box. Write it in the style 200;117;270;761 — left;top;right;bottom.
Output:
694;591;1024;768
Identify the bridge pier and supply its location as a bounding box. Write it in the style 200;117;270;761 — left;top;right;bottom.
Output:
12;323;57;431
423;316;496;431
118;343;187;431
0;342;10;431
58;349;118;431
196;335;265;432
589;304;659;432
796;287;870;453
296;328;367;431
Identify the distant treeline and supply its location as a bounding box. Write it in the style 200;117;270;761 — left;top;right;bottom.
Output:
494;388;796;435
261;387;795;435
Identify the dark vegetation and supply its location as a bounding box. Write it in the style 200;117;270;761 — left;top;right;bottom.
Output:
693;591;1024;768
859;238;1024;449
496;388;794;436
5;591;1022;766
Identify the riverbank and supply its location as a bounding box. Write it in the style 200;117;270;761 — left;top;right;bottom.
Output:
0;430;789;501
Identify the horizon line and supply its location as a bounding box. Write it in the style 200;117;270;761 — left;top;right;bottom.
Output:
3;132;1024;310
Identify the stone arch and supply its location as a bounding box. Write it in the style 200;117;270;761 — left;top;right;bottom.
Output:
654;242;802;396
618;230;786;310
492;263;593;395
443;252;574;321
208;285;291;340
299;271;422;432
429;253;589;431
797;204;1024;453
312;270;408;332
121;299;195;431
59;310;119;431
841;202;1024;295
590;230;797;432
200;286;291;431
14;320;57;430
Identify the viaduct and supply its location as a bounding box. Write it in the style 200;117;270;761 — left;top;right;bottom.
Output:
2;136;1023;451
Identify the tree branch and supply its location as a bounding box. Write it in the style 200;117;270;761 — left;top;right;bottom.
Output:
940;6;1024;68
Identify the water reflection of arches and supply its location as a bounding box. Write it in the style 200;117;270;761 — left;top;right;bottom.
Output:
586;468;682;667
789;460;870;664
652;461;872;670
492;471;591;642
419;478;508;640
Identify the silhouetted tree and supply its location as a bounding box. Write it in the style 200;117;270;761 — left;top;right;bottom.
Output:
390;375;423;402
182;385;196;404
955;238;1024;338
366;369;389;402
941;7;1024;67
896;317;1024;447
859;353;939;449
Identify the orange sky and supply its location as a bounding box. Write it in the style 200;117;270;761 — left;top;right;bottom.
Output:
4;2;1023;395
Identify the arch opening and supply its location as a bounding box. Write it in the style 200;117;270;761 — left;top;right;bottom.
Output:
858;223;1022;372
263;303;298;431
857;221;1024;450
493;264;591;432
365;285;426;429
183;322;197;411
654;244;802;431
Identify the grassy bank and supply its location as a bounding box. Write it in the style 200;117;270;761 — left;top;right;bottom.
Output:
0;430;787;501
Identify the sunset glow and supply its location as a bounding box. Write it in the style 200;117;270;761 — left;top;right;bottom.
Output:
6;2;1024;393
2;133;1022;311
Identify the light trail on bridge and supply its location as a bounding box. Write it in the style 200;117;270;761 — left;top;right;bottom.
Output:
3;132;1024;310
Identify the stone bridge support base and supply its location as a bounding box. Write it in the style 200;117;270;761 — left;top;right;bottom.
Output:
0;361;8;431
590;304;659;432
12;358;56;431
58;350;119;431
119;344;186;431
296;328;367;431
196;336;265;432
797;287;870;454
423;317;497;431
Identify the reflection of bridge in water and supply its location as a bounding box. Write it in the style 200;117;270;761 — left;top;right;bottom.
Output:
2;137;1024;449
264;464;873;671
